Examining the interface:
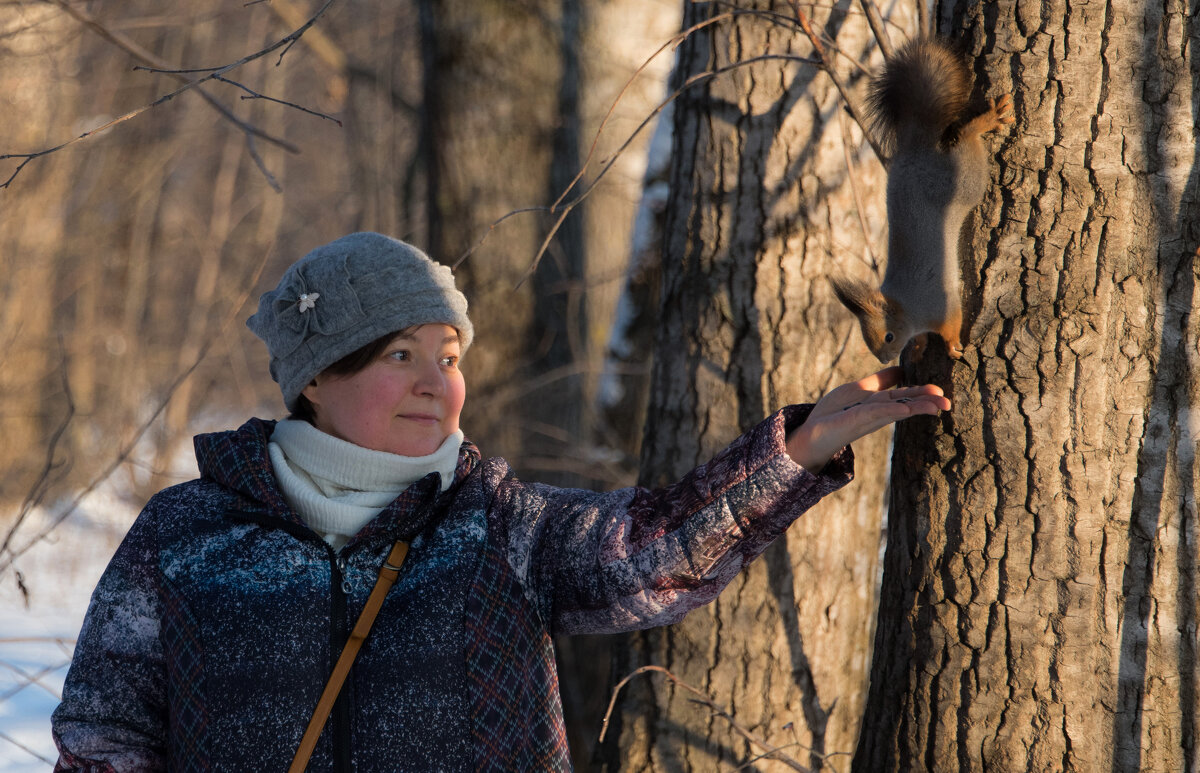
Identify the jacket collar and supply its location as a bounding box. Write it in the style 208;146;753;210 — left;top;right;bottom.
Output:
194;418;482;543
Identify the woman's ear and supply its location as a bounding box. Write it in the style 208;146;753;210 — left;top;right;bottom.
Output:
301;379;321;408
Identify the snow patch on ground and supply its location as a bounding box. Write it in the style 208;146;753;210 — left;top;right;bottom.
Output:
0;490;139;771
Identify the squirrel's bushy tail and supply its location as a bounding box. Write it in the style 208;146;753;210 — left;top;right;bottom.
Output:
868;37;972;153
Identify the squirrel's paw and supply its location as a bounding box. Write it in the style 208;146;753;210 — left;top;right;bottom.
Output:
989;94;1015;126
908;333;963;362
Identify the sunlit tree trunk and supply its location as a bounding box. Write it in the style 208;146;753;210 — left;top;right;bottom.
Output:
854;2;1200;770
602;1;904;768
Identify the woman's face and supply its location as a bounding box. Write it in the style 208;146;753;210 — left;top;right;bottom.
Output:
302;324;466;457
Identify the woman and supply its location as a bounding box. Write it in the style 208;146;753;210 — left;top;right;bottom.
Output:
52;232;949;772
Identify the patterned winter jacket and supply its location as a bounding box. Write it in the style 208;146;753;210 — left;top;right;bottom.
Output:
52;406;852;772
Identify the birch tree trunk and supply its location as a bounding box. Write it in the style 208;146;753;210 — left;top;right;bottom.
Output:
854;2;1200;770
602;1;908;768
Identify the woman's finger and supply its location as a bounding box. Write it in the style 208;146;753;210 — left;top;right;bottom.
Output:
854;366;904;393
863;384;945;404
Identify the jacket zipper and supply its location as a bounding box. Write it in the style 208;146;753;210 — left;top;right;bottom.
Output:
328;550;353;773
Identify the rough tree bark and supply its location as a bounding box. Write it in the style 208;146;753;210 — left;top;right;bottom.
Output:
602;1;907;769
854;2;1199;771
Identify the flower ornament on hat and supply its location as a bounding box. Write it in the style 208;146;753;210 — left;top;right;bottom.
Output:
297;293;319;313
247;232;473;412
262;252;366;363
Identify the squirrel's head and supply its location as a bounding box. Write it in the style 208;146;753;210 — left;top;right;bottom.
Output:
828;276;907;363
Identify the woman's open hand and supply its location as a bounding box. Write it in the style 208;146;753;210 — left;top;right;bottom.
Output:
785;366;951;472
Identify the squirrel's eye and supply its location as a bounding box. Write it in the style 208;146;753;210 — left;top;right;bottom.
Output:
884;333;895;343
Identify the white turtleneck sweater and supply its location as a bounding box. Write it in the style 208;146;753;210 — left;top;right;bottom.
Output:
268;419;463;550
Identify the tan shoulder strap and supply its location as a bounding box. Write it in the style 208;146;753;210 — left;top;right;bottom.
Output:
288;540;410;773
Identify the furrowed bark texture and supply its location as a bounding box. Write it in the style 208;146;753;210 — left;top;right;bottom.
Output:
854;2;1199;771
602;2;910;769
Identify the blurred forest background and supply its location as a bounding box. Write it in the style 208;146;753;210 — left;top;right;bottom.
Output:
0;0;683;764
0;0;683;512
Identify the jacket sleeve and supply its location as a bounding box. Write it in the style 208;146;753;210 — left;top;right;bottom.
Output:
52;502;168;772
495;405;854;636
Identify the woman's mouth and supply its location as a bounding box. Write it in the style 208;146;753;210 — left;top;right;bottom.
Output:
399;414;439;425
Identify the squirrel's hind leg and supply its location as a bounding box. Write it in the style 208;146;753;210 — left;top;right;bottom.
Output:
935;311;964;359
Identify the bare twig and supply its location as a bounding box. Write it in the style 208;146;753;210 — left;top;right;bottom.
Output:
0;730;56;766
450;207;554;270
598;665;812;772
452;13;734;271
0;240;277;577
0;658;68;701
244;133;283;193
454;11;822;278
214;75;343;125
548;11;736;212
3;0;336;188
0;342;75;563
503;52;818;288
857;0;894;59
710;4;879;79
0;353;203;575
837;107;881;273
789;1;886;164
458;7;876;286
916;0;930;38
43;0;301;154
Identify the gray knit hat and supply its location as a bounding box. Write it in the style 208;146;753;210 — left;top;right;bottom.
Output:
247;232;473;411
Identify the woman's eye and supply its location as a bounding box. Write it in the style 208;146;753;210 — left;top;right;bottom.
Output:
440;355;459;368
388;350;410;362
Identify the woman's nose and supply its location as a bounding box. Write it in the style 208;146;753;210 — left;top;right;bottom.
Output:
414;360;445;396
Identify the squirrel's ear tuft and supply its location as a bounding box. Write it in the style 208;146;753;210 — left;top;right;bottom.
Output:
828;276;883;317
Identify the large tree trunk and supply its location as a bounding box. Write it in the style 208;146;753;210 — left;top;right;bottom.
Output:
854;2;1200;771
602;1;905;768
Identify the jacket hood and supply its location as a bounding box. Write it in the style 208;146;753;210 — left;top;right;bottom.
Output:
194;417;290;515
193;417;482;542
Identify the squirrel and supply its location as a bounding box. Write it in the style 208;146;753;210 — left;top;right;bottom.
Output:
831;37;1013;362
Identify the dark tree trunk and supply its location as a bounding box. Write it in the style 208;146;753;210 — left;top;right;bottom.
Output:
854;2;1200;770
602;1;904;768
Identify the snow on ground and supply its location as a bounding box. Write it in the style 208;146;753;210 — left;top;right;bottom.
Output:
0;412;228;771
0;489;142;771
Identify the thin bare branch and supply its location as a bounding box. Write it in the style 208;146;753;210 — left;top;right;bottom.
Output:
506;52;818;288
451;206;554;270
451;14;735;271
0;342;74;561
549;11;737;211
857;0;894;59
244;133;283;193
0;730;56;766
267;0;348;72
837;107;881;273
789;1;886;164
43;0;300;154
709;3;883;78
0;658;67;701
0;240;277;577
215;75;343;126
455;11;819;275
598;665;813;772
0;361;198;576
3;0;336;188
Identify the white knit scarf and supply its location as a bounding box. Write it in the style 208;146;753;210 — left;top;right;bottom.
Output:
268;419;463;549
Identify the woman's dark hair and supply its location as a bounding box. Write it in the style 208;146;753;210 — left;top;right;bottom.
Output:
290;331;399;423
